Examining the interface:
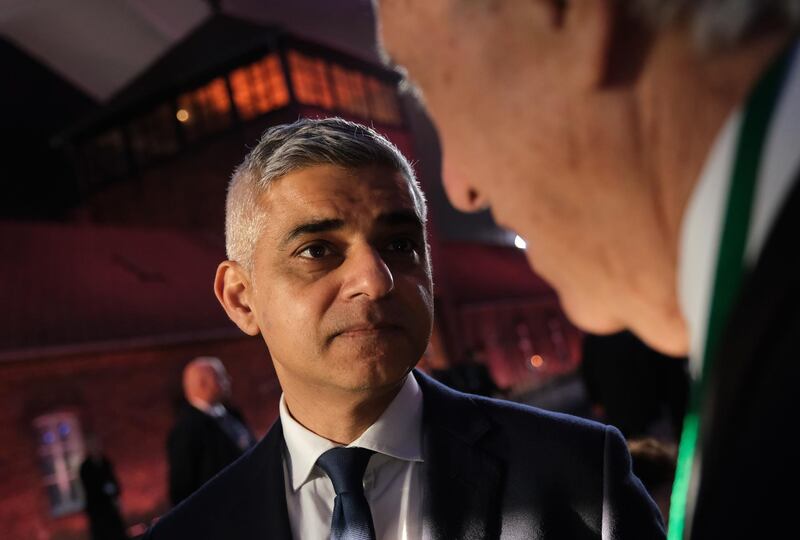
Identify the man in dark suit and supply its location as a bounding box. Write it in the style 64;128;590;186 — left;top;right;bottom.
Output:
376;2;799;538
145;118;663;539
167;356;255;506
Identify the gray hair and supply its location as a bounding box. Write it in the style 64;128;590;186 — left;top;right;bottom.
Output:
628;0;800;49
225;117;427;269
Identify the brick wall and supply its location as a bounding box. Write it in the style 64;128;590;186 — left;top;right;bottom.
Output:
0;335;280;540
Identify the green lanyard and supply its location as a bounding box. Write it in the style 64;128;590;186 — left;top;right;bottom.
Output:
668;46;793;540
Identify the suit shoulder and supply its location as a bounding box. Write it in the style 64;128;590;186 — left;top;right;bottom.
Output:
471;392;608;441
418;369;607;441
148;424;283;539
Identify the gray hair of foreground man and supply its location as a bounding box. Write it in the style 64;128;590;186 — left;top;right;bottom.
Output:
225;117;426;270
630;0;800;49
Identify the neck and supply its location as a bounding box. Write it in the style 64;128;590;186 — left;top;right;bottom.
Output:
637;27;792;264
280;374;406;445
188;396;218;412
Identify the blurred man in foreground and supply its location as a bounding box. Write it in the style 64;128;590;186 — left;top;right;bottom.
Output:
167;356;254;506
145;118;663;539
376;1;799;537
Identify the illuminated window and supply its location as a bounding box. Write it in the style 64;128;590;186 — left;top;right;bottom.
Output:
34;412;86;517
331;65;370;119
288;51;334;109
83;129;127;182
128;103;179;166
230;53;290;120
364;77;402;125
177;77;232;142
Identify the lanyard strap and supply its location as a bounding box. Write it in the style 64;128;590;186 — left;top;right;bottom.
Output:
668;46;793;540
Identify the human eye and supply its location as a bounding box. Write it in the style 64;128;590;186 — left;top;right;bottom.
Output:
386;237;417;253
297;243;333;259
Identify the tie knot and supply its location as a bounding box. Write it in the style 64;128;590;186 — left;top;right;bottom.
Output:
316;447;375;495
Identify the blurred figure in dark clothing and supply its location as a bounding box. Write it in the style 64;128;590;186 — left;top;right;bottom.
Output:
628;438;678;522
168;356;255;506
581;331;689;440
432;348;504;398
79;435;127;540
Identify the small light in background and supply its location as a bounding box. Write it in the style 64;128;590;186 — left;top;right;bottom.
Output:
514;235;527;250
176;109;190;122
530;354;544;368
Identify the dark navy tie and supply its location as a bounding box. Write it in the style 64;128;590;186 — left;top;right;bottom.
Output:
316;447;376;540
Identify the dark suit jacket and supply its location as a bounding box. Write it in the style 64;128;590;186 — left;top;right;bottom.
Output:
690;174;800;538
148;371;663;539
167;403;252;506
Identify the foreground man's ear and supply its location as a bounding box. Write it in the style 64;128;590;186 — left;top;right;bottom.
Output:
562;0;616;90
214;261;260;336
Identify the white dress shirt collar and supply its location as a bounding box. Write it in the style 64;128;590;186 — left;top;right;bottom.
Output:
279;373;424;492
188;397;227;418
678;43;800;377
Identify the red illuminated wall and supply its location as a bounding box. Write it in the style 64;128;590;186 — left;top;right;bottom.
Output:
0;336;279;540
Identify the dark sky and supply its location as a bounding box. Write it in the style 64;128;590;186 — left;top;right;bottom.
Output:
0;38;96;219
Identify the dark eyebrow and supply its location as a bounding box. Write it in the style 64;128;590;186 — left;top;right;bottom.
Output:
280;218;344;249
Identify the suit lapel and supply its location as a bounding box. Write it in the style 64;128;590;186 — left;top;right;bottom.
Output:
414;371;505;540
699;174;800;491
227;420;293;540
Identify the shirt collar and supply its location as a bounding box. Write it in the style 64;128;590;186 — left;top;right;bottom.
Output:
188;398;226;418
678;42;800;378
279;373;424;492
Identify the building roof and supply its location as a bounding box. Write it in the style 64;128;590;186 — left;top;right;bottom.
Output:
0;222;238;360
59;13;283;140
108;13;282;115
0;0;380;101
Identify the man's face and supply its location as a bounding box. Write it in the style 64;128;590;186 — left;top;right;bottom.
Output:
378;1;686;354
209;363;232;402
244;164;433;395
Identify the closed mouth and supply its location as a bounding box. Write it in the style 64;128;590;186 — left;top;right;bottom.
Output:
335;324;401;337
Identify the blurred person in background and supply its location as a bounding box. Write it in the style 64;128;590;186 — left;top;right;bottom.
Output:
377;1;800;537
167;356;255;506
431;346;506;398
581;331;689;441
628;438;678;523
79;434;127;540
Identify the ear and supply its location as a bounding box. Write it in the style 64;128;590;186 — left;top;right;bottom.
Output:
562;0;616;90
214;261;260;336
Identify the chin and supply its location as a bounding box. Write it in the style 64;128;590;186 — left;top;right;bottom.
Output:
560;286;690;357
335;353;415;393
558;289;625;336
629;318;689;358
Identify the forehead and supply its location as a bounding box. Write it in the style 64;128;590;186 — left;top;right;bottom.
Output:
259;164;421;232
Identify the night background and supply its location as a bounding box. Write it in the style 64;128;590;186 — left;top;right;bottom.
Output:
0;1;686;538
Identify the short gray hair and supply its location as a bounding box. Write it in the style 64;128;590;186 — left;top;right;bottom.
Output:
225;117;427;269
628;0;800;49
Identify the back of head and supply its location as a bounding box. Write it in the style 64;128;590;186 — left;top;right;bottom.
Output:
224;117;426;271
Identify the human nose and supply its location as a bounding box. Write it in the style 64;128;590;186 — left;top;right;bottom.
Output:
341;246;394;300
442;157;489;213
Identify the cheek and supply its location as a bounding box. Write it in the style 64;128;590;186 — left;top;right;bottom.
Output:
257;285;327;348
398;277;434;336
